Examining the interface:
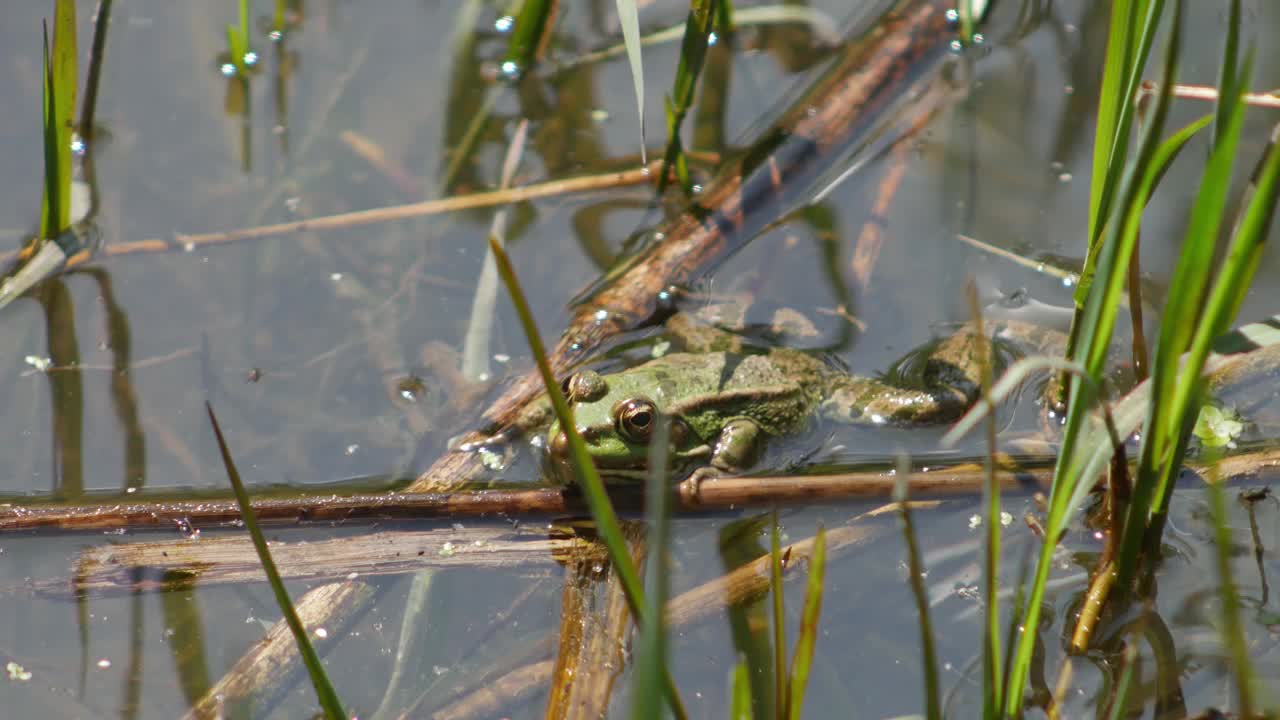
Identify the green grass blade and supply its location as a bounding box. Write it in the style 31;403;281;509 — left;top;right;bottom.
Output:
956;0;991;44
1005;4;1181;712
486;237;688;720
631;413;671;720
614;0;647;163
784;526;825;720
52;0;76;234
895;484;939;720
204;403;346;720
1211;0;1241;149
714;0;733;32
40;24;60;240
730;658;755;720
967;286;1003;720
1077;0;1163;308
770;512;787;719
1117;52;1255;588
502;0;553;77
658;0;717;194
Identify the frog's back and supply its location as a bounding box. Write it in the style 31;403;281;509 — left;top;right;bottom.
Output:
659;350;826;437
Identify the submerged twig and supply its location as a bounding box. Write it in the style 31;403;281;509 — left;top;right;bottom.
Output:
38;525;598;598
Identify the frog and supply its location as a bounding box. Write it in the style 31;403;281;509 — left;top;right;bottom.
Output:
543;310;1047;484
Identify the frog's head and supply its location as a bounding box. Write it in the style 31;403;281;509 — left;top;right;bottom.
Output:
545;367;709;483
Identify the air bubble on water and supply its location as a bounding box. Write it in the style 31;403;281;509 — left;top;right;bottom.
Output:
494;15;514;32
345;444;359;456
707;32;718;46
499;60;521;81
243;51;259;67
220;62;237;77
594;309;610;322
70;134;86;156
1058;172;1073;183
268;29;283;41
949;39;963;52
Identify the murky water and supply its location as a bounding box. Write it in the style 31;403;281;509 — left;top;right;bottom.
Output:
2;0;1280;717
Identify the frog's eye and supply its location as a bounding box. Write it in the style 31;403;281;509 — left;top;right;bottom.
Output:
613;398;657;442
563;370;607;403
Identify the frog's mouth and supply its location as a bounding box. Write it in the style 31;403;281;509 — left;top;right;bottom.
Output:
546;428;710;484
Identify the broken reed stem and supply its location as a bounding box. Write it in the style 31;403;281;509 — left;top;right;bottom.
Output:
7;445;1280;534
22;162;668;271
0;463;1034;534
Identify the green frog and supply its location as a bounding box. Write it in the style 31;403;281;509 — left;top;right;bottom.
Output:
544;311;1050;484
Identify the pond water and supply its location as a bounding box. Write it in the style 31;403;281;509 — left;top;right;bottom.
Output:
2;0;1280;717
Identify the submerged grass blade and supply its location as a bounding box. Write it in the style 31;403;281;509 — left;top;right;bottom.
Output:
486;236;688;719
784;526;824;720
1104;645;1138;720
1206;478;1259;717
770;512;787;719
614;0;646;163
204;403;346;720
730;659;754;720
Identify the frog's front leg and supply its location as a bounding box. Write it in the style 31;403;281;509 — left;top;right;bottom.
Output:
683;418;763;500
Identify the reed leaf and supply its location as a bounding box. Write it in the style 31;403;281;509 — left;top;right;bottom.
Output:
614;0;647;162
205;403;346;720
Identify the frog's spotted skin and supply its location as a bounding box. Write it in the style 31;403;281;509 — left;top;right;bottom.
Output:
544;316;1032;484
